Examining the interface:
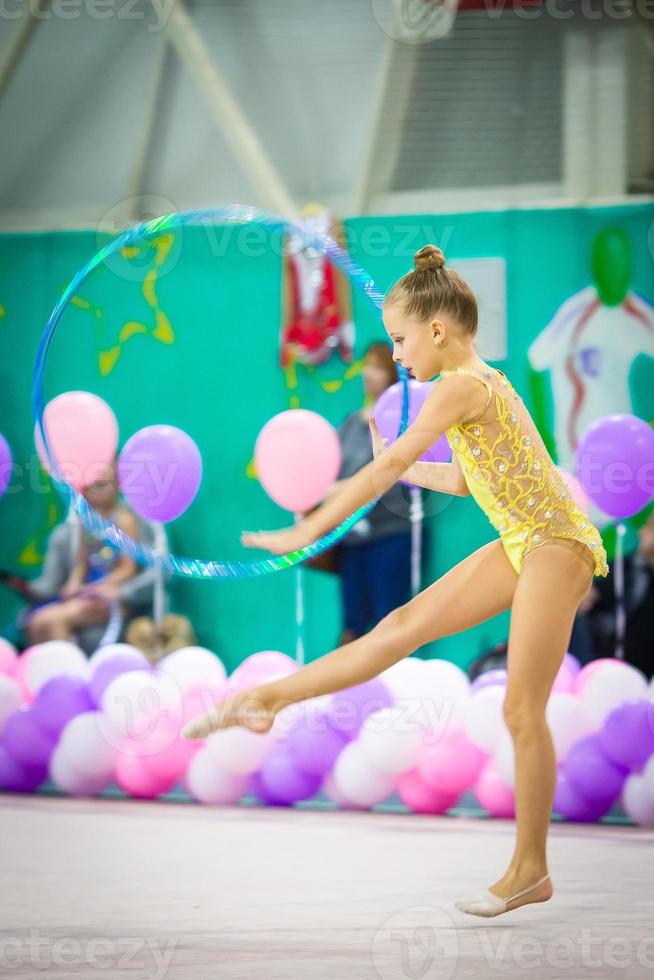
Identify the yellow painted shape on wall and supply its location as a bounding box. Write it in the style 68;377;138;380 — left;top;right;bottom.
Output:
321;380;343;393
0;304;5;318
153;309;174;343
154;234;175;266
144;269;158;308
100;346;121;376
246;457;258;480
119;321;148;343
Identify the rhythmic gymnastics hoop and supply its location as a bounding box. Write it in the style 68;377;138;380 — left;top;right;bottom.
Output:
32;204;411;581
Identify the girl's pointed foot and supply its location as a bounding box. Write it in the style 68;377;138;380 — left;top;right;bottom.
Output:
455;872;552;918
181;692;275;740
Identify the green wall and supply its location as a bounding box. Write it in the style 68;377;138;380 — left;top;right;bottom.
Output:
0;203;652;672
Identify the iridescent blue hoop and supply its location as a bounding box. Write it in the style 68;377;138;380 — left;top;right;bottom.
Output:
32;205;410;580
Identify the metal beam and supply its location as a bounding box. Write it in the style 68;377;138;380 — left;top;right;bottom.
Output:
0;0;50;107
353;0;458;215
157;0;298;220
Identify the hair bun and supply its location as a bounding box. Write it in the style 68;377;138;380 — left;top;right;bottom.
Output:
414;244;445;272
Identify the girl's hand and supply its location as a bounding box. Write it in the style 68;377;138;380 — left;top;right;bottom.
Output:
241;524;307;556
369;417;389;459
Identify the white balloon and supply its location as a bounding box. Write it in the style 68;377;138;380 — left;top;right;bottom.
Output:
322;771;369;810
421;659;470;722
643;753;654;799
185;747;248;804
57;711;117;779
205;727;274;775
49;741;112;796
495;729;515;788
25;641;89;695
580;663;648;728
332;741;396;807
100;669;181;741
358;706;423;775
158;646;227;691
622;774;654;827
546;692;595;761
0;674;23;734
89;643;145;669
463;685;507;754
380;657;426;701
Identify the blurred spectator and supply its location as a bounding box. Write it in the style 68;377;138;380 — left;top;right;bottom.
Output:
322;341;426;644
1;465;165;654
582;512;654;679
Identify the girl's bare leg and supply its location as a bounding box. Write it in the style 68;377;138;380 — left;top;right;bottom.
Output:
481;540;595;913
182;540;518;738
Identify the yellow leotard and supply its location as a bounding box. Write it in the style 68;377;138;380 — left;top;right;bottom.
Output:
441;364;609;578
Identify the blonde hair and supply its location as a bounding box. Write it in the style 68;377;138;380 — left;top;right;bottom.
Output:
386;244;478;336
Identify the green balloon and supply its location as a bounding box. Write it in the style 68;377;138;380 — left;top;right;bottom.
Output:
591;227;631;306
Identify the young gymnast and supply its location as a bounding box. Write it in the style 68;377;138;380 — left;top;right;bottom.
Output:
183;245;609;918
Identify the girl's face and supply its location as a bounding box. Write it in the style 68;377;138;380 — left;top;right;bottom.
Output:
362;354;394;399
382;302;443;383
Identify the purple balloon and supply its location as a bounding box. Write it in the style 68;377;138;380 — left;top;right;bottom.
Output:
89;652;150;707
259;745;322;805
564;735;628;803
248;770;286;806
118;425;203;523
553;768;613;823
328;678;394;740
563;653;581;676
0;745;47;793
374;381;451;483
471;669;508;692
598;699;654;771
2;708;57;769
286;709;348;777
32;675;95;737
0;433;12;497
575;414;654;519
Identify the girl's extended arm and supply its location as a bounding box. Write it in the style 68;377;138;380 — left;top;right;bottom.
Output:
369;416;469;496
242;375;480;554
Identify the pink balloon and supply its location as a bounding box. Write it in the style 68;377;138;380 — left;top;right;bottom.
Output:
13;648;38;704
180;680;227;728
556;467;590;513
229;651;298;692
417;730;486;796
474;759;515;818
0;639;18;676
114;740;179;798
396;768;460;814
255;410;341;512
552;663;575;694
35;391;118;490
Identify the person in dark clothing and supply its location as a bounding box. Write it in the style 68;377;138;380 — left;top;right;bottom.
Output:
325;342;425;643
582;512;654;679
